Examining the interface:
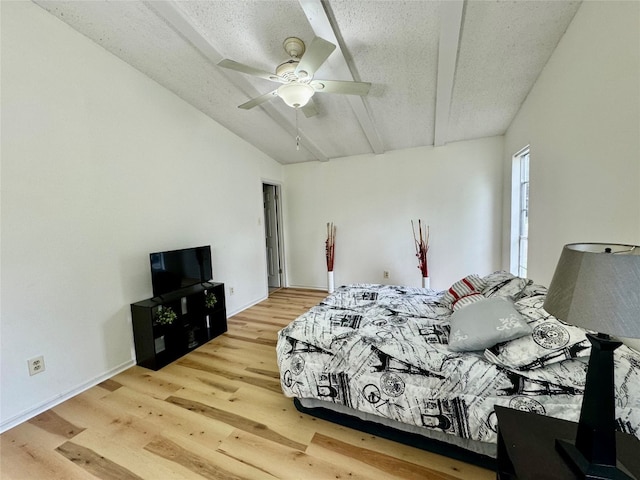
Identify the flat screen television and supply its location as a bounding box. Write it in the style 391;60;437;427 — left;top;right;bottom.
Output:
150;245;212;297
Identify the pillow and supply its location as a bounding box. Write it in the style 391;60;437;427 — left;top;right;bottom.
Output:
481;271;531;299
452;292;484;311
518;282;548;299
447;298;531;352
483;295;591;370
441;274;486;308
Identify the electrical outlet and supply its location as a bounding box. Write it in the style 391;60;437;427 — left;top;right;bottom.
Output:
383;271;390;279
28;355;45;376
229;287;235;295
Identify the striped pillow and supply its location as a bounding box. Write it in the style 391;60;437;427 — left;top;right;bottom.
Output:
452;292;485;311
442;274;487;308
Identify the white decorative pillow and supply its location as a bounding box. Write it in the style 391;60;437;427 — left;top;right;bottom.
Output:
441;274;486;309
518;282;548;299
447;298;532;352
482;271;531;299
483;296;591;370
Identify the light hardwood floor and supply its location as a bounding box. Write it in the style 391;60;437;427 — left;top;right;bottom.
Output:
1;289;494;480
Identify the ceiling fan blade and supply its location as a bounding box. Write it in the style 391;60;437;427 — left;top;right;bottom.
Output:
238;90;278;110
301;99;319;118
311;79;371;96
218;59;285;83
295;37;336;77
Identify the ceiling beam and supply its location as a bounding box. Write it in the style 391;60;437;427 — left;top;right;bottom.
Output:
434;0;464;147
144;0;328;162
298;0;384;155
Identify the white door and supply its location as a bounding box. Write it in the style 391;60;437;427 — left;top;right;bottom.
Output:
263;184;282;288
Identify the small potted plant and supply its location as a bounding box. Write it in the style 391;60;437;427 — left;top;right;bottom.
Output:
205;292;218;309
154;306;177;326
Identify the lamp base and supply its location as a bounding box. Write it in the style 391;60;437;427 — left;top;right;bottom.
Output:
556;439;636;480
553;333;639;480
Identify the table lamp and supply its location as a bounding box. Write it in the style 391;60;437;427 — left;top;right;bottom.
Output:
543;243;640;480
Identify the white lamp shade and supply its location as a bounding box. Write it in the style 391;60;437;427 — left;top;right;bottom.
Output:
277;83;314;108
543;243;640;338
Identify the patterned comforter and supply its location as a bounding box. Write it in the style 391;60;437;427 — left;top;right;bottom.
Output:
276;281;640;445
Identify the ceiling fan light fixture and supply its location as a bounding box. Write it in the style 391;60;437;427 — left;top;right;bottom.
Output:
277;83;315;108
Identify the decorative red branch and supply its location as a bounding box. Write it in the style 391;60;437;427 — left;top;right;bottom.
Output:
326;222;336;272
412;219;429;277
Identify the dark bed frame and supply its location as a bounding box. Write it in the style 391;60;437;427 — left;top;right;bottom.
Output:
293;398;497;471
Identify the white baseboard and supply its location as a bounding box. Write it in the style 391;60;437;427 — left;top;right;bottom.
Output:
226;294;268;318
0;359;135;434
286;284;329;291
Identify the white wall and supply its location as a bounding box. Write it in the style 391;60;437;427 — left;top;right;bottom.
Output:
503;1;640;348
1;1;282;431
504;0;640;283
283;137;505;291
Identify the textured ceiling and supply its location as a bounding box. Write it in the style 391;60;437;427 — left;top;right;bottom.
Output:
32;0;582;164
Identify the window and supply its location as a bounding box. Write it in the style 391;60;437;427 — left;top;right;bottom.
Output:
511;147;529;277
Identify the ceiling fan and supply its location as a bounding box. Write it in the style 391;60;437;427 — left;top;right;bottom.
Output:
217;36;371;117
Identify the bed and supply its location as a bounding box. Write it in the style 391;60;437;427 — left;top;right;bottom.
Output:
275;272;640;468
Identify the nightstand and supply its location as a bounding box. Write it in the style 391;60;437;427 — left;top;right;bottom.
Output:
495;406;640;480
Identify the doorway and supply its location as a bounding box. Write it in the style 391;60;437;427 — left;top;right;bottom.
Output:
263;183;284;292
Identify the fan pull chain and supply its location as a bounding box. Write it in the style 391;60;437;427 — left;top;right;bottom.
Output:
295;108;300;151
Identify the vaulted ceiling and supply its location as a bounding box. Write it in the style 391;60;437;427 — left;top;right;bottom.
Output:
33;0;582;164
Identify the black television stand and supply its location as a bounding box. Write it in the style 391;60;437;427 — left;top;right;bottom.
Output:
130;282;227;370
